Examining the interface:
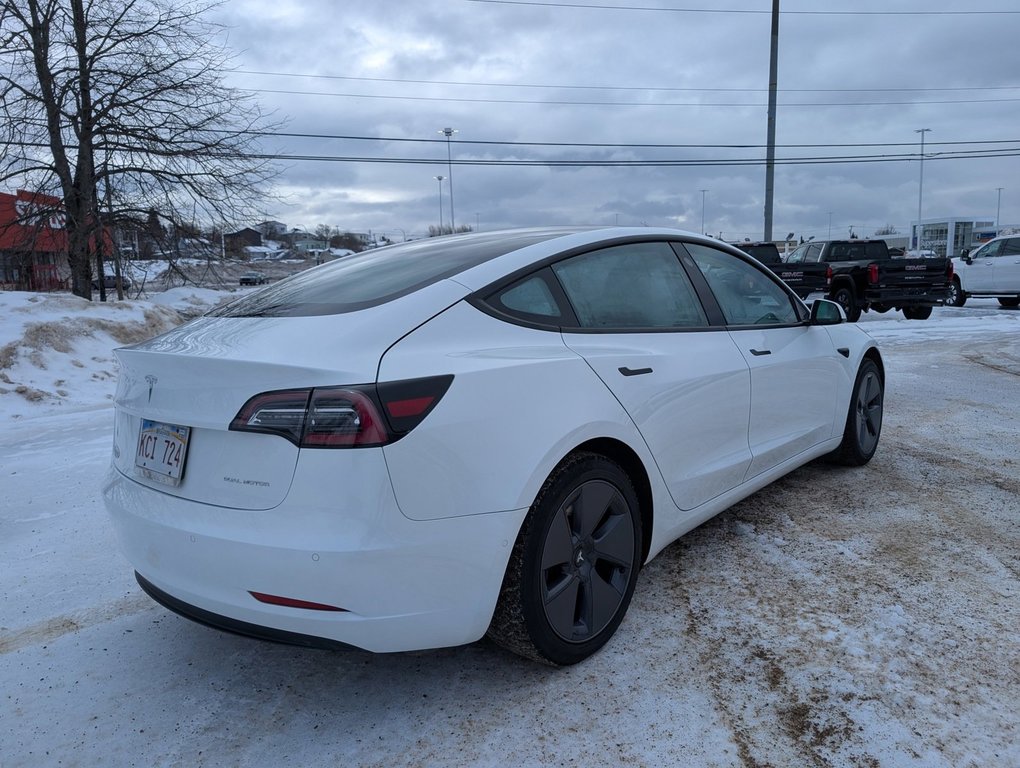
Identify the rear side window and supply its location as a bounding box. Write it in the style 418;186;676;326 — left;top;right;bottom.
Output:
552;242;708;329
1003;239;1020;256
497;274;562;318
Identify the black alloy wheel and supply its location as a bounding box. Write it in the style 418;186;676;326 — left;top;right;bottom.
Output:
828;358;883;466
487;452;642;665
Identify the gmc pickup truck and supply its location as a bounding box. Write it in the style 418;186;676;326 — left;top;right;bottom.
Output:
780;239;953;321
736;242;831;299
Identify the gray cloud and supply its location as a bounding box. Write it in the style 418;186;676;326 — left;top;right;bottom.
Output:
213;0;1020;240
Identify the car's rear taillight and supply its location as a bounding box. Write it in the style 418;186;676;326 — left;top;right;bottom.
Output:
825;265;833;286
229;375;453;448
946;260;954;280
868;263;880;284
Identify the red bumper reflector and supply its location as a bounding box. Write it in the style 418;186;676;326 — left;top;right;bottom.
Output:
249;591;347;612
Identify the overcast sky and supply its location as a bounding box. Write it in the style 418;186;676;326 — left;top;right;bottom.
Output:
209;0;1020;241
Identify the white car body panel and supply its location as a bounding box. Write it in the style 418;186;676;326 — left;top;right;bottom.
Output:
561;329;752;511
730;325;845;479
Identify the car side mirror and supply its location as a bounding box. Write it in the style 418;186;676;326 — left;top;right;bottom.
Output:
810;298;844;325
963;255;973;265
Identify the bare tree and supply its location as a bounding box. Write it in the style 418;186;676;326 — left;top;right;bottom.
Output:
0;0;279;299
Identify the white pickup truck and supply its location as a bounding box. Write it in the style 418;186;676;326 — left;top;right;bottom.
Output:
948;235;1020;307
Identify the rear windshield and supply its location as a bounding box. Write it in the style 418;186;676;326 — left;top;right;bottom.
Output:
825;241;888;261
740;243;781;264
209;229;575;317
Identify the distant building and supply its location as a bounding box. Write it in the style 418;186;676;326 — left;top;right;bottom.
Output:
224;227;263;256
256;220;288;238
909;216;998;258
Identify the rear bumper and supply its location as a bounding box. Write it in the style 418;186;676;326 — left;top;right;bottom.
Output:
103;460;528;653
862;286;952;306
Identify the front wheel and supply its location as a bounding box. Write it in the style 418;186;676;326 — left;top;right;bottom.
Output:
830;285;861;322
826;358;883;466
902;305;933;320
487;453;642;665
998;296;1020;308
947;278;967;307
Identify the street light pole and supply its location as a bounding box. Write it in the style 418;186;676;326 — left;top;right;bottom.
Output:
915;128;931;248
434;175;445;233
828;211;832;240
996;187;1004;229
439;127;457;231
699;189;708;234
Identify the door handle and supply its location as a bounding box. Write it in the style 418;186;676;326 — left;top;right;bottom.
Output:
749;349;771;356
619;366;653;376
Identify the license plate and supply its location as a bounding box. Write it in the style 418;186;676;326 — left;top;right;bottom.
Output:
135;419;191;487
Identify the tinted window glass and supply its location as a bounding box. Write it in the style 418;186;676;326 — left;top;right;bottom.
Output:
1002;238;1020;256
683;242;800;326
551;242;708;329
973;240;1003;259
786;245;807;264
209;229;575;317
498;274;562;318
806;243;823;262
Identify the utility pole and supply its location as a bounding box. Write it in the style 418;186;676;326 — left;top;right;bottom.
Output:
700;189;709;234
763;0;780;242
915;128;931;248
996;187;1004;229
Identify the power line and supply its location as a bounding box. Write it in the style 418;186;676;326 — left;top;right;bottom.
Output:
255;87;1020;108
467;0;1020;14
233;68;1020;96
251;130;1020;151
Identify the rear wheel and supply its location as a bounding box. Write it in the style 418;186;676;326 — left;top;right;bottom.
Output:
947;278;967;307
827;358;883;466
902;305;933;320
998;297;1020;308
830;285;861;322
487;452;642;665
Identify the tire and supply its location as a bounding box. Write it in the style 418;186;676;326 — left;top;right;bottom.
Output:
947;278;967;307
830;285;861;322
998;297;1020;308
870;303;891;313
487;452;642;665
827;358;883;466
902;305;933;320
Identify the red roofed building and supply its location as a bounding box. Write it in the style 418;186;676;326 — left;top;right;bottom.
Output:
0;190;71;291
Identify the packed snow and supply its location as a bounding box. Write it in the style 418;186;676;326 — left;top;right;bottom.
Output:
1;289;1018;767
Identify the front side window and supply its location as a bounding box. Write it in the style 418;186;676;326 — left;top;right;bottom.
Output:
551;242;708;329
973;240;1004;259
682;242;800;326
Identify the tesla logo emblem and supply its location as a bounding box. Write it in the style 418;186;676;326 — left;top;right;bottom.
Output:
145;375;157;403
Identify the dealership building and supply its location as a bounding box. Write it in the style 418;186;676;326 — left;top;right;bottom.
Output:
908;217;1008;258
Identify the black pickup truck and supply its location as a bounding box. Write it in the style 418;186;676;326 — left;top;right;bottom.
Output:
778;239;953;321
736;242;831;299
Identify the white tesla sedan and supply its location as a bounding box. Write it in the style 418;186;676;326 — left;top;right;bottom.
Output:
103;227;884;665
